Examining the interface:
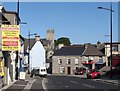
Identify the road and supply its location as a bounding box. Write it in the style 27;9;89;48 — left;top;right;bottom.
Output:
43;75;119;91
1;75;119;91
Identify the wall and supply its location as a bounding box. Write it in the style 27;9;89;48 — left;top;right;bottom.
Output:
5;13;14;24
52;56;82;75
82;56;106;69
30;41;46;71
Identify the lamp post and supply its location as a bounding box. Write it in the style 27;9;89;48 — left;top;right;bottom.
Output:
28;33;37;74
98;2;114;78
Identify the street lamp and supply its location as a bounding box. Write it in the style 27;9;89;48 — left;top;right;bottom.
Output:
98;3;114;78
28;33;37;74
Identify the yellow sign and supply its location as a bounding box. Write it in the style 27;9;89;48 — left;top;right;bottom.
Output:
0;60;4;77
1;25;20;51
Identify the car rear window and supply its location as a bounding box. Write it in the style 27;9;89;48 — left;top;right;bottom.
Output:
41;69;46;72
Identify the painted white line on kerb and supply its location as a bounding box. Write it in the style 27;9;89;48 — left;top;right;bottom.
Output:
42;78;47;90
71;80;78;84
82;84;95;88
23;79;36;90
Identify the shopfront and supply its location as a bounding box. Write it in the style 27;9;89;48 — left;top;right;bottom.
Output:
0;56;4;89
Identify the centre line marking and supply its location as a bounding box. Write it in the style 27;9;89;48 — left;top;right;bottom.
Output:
71;81;78;84
82;84;95;88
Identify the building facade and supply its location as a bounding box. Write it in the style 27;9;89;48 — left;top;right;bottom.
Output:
24;36;46;73
0;4;21;87
52;44;106;75
52;46;85;75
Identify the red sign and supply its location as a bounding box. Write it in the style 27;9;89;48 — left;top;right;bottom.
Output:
81;61;93;64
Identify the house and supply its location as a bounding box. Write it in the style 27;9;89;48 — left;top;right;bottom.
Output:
24;35;46;73
0;5;10;88
19;35;25;72
52;43;107;75
0;3;21;87
82;44;105;69
105;42;120;67
52;45;85;75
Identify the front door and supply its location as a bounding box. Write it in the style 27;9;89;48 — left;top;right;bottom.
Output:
67;67;71;75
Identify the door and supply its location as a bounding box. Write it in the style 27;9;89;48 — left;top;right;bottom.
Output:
67;67;71;75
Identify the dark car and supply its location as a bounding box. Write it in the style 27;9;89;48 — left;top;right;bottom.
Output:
87;69;101;79
74;67;86;75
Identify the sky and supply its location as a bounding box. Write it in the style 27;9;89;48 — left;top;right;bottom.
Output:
2;2;118;44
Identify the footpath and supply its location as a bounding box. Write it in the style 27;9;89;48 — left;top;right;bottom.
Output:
0;74;33;91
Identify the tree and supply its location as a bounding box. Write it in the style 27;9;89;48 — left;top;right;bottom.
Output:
55;37;71;46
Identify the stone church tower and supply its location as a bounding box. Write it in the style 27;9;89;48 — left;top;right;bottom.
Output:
46;29;54;50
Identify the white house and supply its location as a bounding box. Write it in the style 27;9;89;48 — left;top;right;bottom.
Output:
30;36;46;71
24;36;46;73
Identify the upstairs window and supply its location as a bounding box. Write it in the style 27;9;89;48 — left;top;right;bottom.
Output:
75;59;79;65
67;58;71;64
112;45;118;51
58;58;62;65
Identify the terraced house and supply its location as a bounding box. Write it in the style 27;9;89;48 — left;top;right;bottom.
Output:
52;43;105;75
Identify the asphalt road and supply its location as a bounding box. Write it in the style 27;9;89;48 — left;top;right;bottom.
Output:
43;75;119;91
1;75;119;91
30;76;44;91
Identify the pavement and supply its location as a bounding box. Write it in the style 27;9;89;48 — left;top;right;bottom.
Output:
0;73;33;91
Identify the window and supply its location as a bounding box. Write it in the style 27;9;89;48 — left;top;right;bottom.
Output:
75;59;79;65
58;58;62;65
60;67;65;74
67;58;71;64
99;56;103;63
112;45;118;51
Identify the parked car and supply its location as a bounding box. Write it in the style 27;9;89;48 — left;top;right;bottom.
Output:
87;69;101;79
74;67;86;75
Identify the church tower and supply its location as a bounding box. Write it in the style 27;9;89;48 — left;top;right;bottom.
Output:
46;29;54;50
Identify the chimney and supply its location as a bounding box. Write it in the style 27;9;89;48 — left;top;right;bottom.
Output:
97;41;101;48
58;44;64;49
35;35;40;41
84;43;90;49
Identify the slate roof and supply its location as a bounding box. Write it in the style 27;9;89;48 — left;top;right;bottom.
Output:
24;38;52;53
0;12;10;24
97;44;105;51
5;11;21;21
41;39;51;46
24;38;36;53
83;45;104;56
53;45;85;56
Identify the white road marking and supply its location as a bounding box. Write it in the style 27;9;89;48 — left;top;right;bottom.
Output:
70;80;78;84
58;85;69;88
82;84;95;88
92;79;118;86
42;78;47;89
66;85;69;88
23;79;36;90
